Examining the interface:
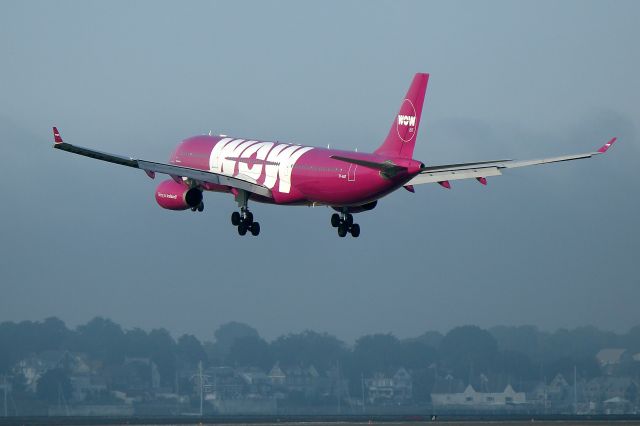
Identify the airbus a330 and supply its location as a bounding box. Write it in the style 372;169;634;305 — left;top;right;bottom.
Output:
53;73;616;237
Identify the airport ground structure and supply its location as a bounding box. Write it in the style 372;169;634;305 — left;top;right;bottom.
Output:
1;318;639;417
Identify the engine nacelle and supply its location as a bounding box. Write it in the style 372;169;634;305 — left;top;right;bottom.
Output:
155;179;203;211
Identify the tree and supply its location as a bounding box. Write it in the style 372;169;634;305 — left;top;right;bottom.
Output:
0;317;73;373
397;339;438;369
212;322;259;362
352;333;401;374
75;317;126;364
177;334;207;367
545;355;600;381
623;325;640;353
270;331;348;371
496;350;536;381
147;328;177;387
490;325;544;361
543;326;618;362
36;368;72;404
440;326;498;379
228;335;272;370
415;331;444;349
125;327;151;358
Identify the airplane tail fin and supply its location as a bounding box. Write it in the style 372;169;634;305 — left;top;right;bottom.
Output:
374;73;429;159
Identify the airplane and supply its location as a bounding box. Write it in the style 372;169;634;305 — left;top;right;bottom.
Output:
52;73;616;238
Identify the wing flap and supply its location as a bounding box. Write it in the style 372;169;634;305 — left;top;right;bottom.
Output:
407;167;502;185
136;161;272;198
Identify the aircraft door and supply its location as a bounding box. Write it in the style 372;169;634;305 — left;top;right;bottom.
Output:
348;163;357;182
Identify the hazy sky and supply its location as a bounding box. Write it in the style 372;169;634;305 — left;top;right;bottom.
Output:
1;0;639;343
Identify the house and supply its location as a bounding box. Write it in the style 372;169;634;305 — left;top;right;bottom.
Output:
69;373;108;402
603;396;632;414
238;368;272;397
203;366;244;400
110;357;160;393
324;365;350;400
596;348;628;367
284;365;320;395
583;376;638;405
547;373;571;402
365;367;413;404
14;351;91;393
527;375;568;407
268;363;286;385
431;384;526;408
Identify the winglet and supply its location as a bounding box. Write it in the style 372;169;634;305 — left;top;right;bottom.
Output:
53;127;63;144
597;137;617;154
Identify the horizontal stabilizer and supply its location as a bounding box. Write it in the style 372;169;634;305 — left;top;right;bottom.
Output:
330;155;407;177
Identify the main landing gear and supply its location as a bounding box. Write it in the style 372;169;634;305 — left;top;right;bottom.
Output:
331;212;360;238
231;209;260;236
231;190;260;236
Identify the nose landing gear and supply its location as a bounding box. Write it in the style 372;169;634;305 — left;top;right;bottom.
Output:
331;212;360;238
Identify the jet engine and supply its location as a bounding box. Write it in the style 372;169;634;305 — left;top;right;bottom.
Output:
155;179;203;210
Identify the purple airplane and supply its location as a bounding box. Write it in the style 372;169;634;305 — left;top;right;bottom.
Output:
53;73;616;237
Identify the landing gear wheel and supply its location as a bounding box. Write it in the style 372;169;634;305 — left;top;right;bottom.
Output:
231;212;241;226
244;211;254;224
345;213;354;227
250;222;260;236
191;206;197;212
331;213;340;228
337;224;348;238
238;222;248;236
350;223;360;238
197;202;204;212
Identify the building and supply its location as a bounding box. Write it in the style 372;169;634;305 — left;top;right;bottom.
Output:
596;349;628;367
203;366;244;400
365;367;413;404
431;384;526;408
268;363;286;385
14;351;92;393
583;376;638;405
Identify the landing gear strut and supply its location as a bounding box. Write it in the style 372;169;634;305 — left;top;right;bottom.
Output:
331;212;360;238
231;190;260;236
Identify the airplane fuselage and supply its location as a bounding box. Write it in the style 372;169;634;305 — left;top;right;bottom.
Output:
170;135;423;207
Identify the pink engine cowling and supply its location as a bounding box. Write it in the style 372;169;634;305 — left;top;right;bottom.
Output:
155;179;203;210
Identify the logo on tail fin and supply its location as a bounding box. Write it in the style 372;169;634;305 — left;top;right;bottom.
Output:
396;99;417;143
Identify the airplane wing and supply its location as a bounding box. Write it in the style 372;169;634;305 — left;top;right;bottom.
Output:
406;138;617;187
51;127;272;198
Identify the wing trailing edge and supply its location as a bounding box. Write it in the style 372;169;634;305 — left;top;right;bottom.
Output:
51;127;272;198
407;137;617;187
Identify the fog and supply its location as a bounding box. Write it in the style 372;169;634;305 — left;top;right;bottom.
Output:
1;0;639;342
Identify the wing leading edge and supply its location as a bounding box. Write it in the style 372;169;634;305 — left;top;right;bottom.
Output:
407;138;617;186
51;127;272;198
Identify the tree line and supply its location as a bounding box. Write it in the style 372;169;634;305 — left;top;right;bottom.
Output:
2;317;640;397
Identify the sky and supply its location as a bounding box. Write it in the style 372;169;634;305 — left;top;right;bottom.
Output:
1;0;639;344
